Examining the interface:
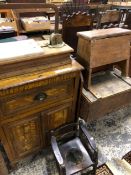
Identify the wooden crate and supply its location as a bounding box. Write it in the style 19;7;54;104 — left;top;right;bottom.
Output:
21;19;51;32
79;70;131;122
77;28;131;89
0;20;17;31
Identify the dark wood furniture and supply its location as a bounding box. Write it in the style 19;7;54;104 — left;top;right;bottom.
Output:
0;39;83;171
111;2;131;29
59;2;93;54
51;118;98;175
96;10;122;29
59;2;90;17
124;10;131;29
62;12;93;54
77;28;131;89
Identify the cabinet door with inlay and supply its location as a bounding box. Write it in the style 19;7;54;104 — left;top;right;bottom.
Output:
42;103;74;145
2;114;43;159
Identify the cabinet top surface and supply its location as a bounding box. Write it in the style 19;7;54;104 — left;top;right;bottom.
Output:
77;28;131;40
0;40;74;66
0;60;83;91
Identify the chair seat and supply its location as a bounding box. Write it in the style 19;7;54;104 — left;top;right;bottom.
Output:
60;137;94;175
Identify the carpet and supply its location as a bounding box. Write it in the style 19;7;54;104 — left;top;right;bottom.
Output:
96;164;113;175
106;150;131;175
123;151;131;165
45;151;131;175
98;152;131;175
9;146;131;175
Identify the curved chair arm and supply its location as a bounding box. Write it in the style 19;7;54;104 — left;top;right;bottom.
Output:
51;136;65;167
79;119;97;153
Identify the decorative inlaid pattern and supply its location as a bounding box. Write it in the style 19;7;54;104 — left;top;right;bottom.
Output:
96;164;113;175
123;151;131;165
3;115;42;158
9;105;131;175
0;72;76;96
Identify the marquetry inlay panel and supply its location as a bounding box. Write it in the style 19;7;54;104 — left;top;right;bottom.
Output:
2;114;42;158
0;72;77;97
44;103;73;131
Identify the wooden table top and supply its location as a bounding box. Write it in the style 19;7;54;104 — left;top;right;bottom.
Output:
77;28;131;40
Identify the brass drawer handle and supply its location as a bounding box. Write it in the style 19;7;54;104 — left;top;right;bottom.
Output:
34;92;47;101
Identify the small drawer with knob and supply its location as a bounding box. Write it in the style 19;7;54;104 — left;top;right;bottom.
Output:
0;79;74;118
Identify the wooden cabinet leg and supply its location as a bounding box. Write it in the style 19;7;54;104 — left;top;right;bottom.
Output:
119;60;129;77
88;68;92;89
0;151;8;175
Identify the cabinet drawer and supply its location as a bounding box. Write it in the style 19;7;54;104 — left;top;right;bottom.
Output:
1;80;74;117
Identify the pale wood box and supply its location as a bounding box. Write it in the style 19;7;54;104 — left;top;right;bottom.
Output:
0;20;17;31
77;28;131;88
21;17;51;32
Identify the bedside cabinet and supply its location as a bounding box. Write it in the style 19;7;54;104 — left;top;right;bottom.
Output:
0;43;83;168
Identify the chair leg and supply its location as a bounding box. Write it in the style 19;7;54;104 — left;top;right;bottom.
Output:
92;164;97;175
59;165;66;175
